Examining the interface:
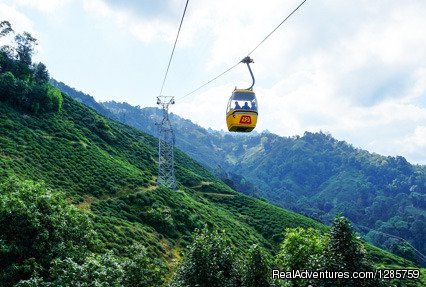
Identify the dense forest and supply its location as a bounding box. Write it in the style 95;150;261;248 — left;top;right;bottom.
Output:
1;21;425;286
0;22;62;114
96;99;426;266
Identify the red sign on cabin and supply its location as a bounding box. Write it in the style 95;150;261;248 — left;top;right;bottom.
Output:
239;116;252;124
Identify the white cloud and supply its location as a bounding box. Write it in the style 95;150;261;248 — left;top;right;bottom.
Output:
0;2;40;51
0;3;35;33
82;0;176;43
398;126;426;164
173;85;231;131
15;0;73;14
404;126;426;149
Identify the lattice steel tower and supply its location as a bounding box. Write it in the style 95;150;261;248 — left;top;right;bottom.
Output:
156;96;176;190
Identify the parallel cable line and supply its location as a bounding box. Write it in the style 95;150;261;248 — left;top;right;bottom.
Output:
176;0;308;101
177;61;240;100
159;0;190;97
246;0;307;57
356;224;426;262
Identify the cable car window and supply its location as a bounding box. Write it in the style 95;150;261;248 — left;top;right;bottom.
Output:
228;90;257;112
229;100;258;111
232;91;255;101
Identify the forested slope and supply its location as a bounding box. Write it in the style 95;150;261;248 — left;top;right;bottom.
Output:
0;92;329;285
2;89;421;285
99;100;426;266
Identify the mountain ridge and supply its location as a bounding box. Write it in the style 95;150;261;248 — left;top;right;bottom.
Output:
2;91;376;285
53;84;426;266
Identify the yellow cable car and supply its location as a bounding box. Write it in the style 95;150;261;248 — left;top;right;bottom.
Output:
226;56;258;132
226;89;258;132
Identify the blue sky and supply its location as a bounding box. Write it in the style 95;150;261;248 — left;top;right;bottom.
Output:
1;0;426;164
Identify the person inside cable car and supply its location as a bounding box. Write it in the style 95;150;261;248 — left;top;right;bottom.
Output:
242;102;250;110
251;101;257;111
234;101;241;110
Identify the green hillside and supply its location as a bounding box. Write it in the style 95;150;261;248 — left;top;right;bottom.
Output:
0;93;319;240
3;89;424;285
100;100;426;266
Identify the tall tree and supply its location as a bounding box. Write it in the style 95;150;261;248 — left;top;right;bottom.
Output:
0;178;95;287
171;227;240;287
14;32;37;66
276;227;327;287
324;215;383;287
0;21;15;65
0;20;13;38
324;216;367;271
33;62;49;83
243;244;271;287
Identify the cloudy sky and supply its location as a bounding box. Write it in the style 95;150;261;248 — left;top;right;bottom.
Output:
1;0;425;164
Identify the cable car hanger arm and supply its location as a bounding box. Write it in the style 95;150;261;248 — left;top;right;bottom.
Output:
241;56;255;90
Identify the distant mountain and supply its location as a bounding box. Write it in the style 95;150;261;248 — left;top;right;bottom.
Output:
219;131;426;264
56;82;426;266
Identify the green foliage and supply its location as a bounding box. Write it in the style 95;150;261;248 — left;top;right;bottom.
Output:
0;22;61;114
14;31;37;66
323;215;382;287
121;244;166;287
171;227;241;287
100;99;426;265
0;21;13;38
49;244;165;287
14;244;166;287
0;177;166;287
324;216;369;272
33;63;49;84
390;241;418;265
0;90;350;284
242;244;271;287
45;85;62;112
50;252;125;287
0;96;151;196
0;178;95;286
0;71;16;99
203;193;327;249
276;227;326;271
273;218;414;287
275;227;326;287
13;276;46;287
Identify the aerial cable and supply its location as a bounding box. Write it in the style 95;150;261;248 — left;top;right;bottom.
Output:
176;0;308;101
159;0;190;97
356;224;426;262
177;61;240;100
246;0;307;57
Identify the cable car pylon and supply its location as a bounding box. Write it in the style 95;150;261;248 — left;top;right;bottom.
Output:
156;96;176;190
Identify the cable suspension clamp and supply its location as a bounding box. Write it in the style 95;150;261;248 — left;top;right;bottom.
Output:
241;56;254;64
241;56;255;90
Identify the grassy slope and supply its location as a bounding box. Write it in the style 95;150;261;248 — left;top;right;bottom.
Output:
0;96;417;277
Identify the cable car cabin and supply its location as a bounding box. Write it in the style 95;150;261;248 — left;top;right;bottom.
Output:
226;89;258;132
